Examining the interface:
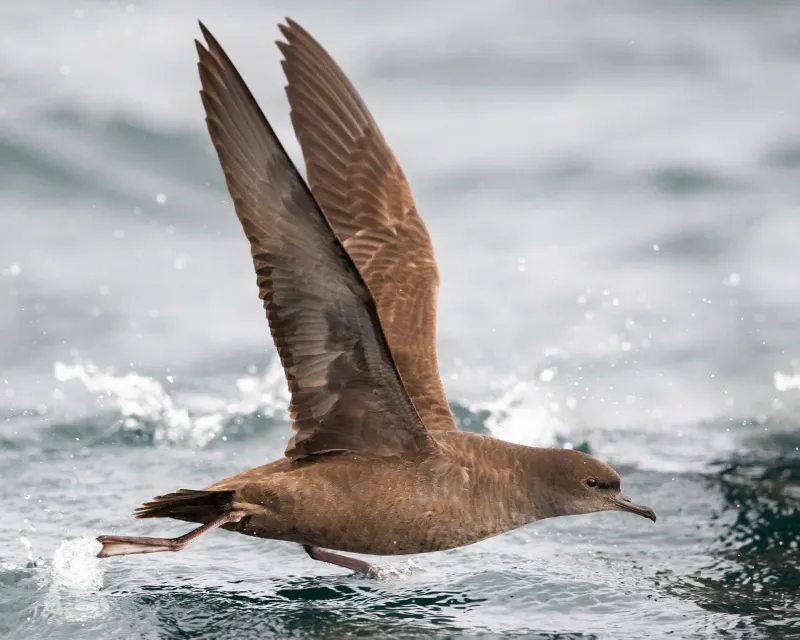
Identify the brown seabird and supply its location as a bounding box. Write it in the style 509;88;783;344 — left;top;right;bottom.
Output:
96;19;655;576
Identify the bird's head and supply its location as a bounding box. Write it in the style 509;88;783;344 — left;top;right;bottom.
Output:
536;448;656;523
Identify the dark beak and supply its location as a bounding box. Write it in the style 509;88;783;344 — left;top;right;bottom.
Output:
614;495;656;522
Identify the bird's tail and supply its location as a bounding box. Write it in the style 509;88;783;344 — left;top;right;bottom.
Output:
134;489;236;523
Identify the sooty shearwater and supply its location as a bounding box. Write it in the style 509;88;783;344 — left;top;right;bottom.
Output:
96;19;656;576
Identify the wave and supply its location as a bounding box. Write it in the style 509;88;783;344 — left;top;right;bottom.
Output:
52;357;291;448
44;356;570;451
1;353;793;475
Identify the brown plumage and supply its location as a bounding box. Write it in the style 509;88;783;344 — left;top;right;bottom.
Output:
96;19;655;575
277;20;454;432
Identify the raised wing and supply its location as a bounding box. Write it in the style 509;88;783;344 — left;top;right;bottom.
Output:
277;19;456;434
196;23;434;461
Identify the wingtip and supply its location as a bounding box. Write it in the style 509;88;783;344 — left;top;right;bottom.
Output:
279;17;308;41
196;21;216;57
197;20;223;53
276;18;309;60
277;21;293;44
275;39;291;59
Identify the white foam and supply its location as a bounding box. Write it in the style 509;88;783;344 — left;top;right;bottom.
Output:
230;361;290;417
470;375;562;448
373;558;427;580
19;536;35;565
54;356;289;447
44;537;109;622
55;358;223;446
51;537;104;590
774;361;800;392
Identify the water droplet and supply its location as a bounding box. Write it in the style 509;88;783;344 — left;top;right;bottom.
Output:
538;368;556;382
2;263;21;277
723;272;741;287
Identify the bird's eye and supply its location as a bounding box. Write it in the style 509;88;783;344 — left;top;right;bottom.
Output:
586;478;598;488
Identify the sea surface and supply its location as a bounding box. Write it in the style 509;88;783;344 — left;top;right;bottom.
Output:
2;1;800;638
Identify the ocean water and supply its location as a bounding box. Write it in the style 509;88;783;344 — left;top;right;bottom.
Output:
2;0;800;637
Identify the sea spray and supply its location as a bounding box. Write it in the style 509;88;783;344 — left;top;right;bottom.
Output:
43;537;109;622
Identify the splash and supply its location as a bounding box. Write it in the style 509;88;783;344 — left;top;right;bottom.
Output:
19;535;40;568
50;537;104;591
55;359;223;446
54;357;290;447
43;537;109;622
468;372;563;448
373;558;427;580
774;360;800;392
230;361;290;418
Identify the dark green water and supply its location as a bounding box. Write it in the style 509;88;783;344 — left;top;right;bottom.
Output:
2;0;800;637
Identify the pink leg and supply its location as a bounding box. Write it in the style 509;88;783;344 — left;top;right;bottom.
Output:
96;511;244;558
303;544;380;577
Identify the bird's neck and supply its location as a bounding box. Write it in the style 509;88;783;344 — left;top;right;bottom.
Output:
504;442;573;523
447;433;567;528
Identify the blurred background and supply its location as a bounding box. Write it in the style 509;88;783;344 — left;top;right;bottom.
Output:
2;1;799;638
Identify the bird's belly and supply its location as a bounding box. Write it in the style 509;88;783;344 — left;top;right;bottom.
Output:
243;483;508;556
284;504;497;555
